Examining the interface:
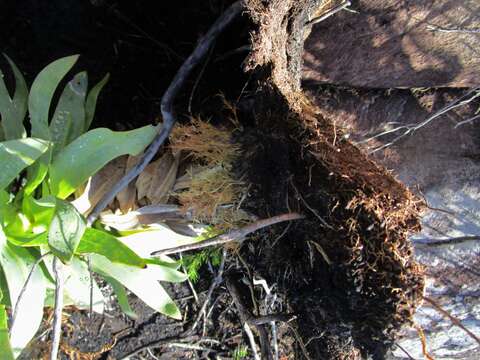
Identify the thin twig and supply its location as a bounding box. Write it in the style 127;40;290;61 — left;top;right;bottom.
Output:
423;296;480;346
88;255;94;318
11;251;51;329
151;213;304;256
86;0;244;226
243;322;261;360
454;114;480;128
180;253;199;303
50;258;65;360
118;249;227;359
357;87;480;153
118;335;199;360
393;342;415;360
414;236;480;247
427;24;480;34
189;248;227;333
290;179;332;229
226;274;272;360
306;1;352;26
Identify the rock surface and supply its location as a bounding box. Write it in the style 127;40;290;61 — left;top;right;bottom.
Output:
307;86;480;358
303;0;480;88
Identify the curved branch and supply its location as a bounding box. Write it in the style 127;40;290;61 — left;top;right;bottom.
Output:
86;1;244;225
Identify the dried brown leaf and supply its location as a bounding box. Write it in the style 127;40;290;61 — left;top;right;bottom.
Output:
72;156;126;214
146;151;181;204
135;162;156;200
116;154;142;212
173;165;204;191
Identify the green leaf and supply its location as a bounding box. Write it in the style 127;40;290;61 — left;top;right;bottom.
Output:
0;138;50;190
22;195;56;231
24;148;52;196
85;73;109;131
6;233;47;247
50;125;157;199
50;72;88;154
91;254;182;319
0;54;28;140
76;228;146;268
102;275;137;319
0;305;15;360
28;55;79;140
118;224;201;257
0;231;45;356
48;199;86;263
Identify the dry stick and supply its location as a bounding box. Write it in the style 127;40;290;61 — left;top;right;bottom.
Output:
393;342;415;360
151;213;304;256
86;0;244;226
226;274;272;360
306;1;352;26
454;113;480;128
188;248;227;333
50;258;65;360
415;235;480;247
423;296;480;346
427;24;480;34
118;249;227;360
11;251;51;329
357;86;480;153
84;0;243;318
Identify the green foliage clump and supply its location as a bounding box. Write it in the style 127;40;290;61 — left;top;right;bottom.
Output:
182;247;222;283
0;55;187;357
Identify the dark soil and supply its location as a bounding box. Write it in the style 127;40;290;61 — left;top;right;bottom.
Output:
3;0;425;359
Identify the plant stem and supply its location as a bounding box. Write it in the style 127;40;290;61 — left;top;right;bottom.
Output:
151;212;304;256
50;257;64;360
11;252;51;329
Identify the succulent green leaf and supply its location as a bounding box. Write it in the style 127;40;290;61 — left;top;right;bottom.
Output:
24;148;52;196
0;231;45;356
76;228;146;268
28;55;79;140
50;72;88;154
22;195;56;230
0;305;15;360
91;254;182;319
102;275;137;319
48;199;86;263
0;54;28;140
85;73;109;131
50;125;157;199
0;138;50;190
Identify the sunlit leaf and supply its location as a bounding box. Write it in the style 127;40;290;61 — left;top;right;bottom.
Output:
0;230;45;356
118;223;202;257
91;254;182;319
42;254;103;313
101;275;137;320
48;199;86;263
50;72;88;154
22;195;56;231
0;138;50;190
85;73;109;131
0;304;15;360
76;228;146;268
0;54;28;140
50;125;157;199
28;55;79;140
